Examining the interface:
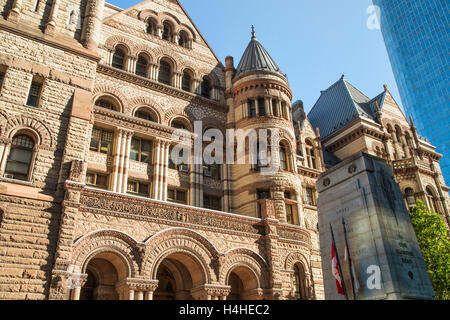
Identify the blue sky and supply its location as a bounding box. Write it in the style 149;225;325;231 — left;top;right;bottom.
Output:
107;0;402;113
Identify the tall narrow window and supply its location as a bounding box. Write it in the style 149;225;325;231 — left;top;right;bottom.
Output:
272;99;279;117
178;32;189;48
90;127;113;154
248;100;256;118
201;77;211;99
257;189;270;218
426;187;440;213
258;98;266;116
136;55;148;78
158;60;172;85
26;80;43;107
306;140;316;169
146;20;156;35
112;48;126;70
130;138;152;163
162;22;173;42
5;134;34;181
182;72;191;92
305;187;316;206
279;144;289;171
293;264;305;300
405;188;415;209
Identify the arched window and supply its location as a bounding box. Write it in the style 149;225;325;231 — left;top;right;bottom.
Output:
112;46;126;70
305;140;317;169
162;22;173;42
181;71;192;92
158;59;172;85
146;19;156;36
248;99;256;118
171;119;189;130
293;264;307;300
405;188;415;209
95;98;118;111
178;31;189;48
279;143;290;172
395;125;403;144
426;187;440;214
135;108;155;122
200;76;211;99
5;134;35;181
135;54;149;78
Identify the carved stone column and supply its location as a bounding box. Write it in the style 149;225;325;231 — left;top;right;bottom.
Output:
116;279;159;301
0;138;11;174
49;160;86;300
44;0;61;35
7;0;23;23
260;199;283;300
69;274;88;300
152;140;162;199
191;284;231;301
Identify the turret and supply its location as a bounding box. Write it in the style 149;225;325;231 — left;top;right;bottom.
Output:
227;27;303;227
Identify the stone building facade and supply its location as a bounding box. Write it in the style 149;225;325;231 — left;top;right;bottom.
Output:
0;0;447;301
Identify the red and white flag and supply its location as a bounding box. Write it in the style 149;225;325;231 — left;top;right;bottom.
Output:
331;239;345;295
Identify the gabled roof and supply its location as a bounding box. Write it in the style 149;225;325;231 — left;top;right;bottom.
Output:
103;0;223;66
234;32;284;80
307;76;384;141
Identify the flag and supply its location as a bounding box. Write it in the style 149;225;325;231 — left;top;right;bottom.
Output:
344;238;360;298
331;237;345;295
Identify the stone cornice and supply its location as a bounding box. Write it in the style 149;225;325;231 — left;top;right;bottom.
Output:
96;64;228;113
78;187;266;237
93;107;194;141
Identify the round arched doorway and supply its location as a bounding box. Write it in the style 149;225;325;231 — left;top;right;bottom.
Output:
227;266;260;300
79;252;129;300
153;252;207;300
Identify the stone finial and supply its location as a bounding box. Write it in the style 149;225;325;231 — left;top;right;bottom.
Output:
251;25;256;39
341;74;345;80
383;84;388;91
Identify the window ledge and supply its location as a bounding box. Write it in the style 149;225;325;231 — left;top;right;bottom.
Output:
0;175;34;186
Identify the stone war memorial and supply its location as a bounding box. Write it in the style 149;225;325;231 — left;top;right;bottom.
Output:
317;152;435;300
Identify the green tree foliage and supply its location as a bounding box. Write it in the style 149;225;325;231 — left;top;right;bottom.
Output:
409;200;450;300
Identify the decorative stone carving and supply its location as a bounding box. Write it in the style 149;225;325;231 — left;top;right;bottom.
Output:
68;160;86;183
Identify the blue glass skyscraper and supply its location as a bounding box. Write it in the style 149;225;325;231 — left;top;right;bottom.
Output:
373;0;450;184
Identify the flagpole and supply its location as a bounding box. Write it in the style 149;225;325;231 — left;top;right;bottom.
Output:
342;218;357;300
330;224;349;300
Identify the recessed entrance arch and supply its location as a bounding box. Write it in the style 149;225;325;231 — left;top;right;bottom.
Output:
154;252;208;300
79;251;129;300
227;266;260;300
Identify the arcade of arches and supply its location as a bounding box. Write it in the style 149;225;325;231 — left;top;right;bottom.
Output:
69;229;312;301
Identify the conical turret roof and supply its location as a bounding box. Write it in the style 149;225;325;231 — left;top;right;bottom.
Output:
234;28;284;79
